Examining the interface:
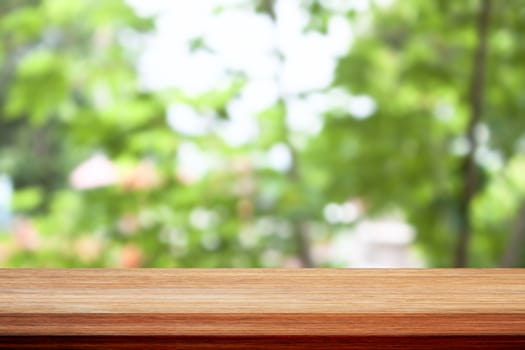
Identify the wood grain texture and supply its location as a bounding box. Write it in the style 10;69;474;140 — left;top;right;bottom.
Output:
0;269;524;349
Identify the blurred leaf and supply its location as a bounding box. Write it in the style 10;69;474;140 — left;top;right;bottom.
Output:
12;187;43;211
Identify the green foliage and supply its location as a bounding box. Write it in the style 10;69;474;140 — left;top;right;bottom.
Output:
0;0;524;268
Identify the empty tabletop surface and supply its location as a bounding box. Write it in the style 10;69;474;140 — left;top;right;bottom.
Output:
1;269;524;336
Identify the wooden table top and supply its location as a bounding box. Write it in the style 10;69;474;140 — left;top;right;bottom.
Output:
1;269;524;349
1;268;524;336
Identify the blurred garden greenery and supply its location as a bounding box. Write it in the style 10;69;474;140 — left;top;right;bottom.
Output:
1;0;524;267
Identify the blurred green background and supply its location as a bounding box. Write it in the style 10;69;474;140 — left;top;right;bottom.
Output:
1;0;524;268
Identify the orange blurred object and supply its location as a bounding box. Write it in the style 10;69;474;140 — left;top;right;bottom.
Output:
75;236;103;263
119;244;143;268
120;161;160;191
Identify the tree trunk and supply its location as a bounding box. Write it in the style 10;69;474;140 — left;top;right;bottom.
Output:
287;145;314;267
264;0;313;267
455;0;491;267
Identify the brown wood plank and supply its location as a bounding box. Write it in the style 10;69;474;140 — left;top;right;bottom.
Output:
0;269;524;348
1;313;525;336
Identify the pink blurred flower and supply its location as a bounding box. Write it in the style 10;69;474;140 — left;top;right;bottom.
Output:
118;214;141;236
282;257;303;268
175;167;198;185
12;217;39;251
70;154;118;190
312;241;332;265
